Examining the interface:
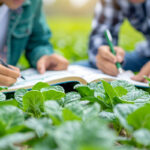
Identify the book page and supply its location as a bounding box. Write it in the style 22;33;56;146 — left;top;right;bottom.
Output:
8;65;149;91
8;68;81;91
68;65;149;88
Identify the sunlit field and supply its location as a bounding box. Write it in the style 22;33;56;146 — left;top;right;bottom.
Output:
18;17;145;68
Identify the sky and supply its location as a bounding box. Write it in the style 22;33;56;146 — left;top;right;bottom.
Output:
43;0;90;7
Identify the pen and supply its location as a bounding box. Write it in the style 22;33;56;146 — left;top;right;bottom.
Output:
104;29;124;74
0;59;25;80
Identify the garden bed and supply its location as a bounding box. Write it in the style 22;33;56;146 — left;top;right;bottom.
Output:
0;80;150;150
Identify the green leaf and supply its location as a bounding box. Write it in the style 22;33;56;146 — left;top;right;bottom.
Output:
111;80;136;92
0;92;6;101
0;132;35;150
82;103;100;121
32;82;50;91
0;106;24;135
79;146;109;150
74;84;94;97
41;85;65;93
62;108;82;121
23;91;44;117
0;120;6;136
127;104;150;130
87;82;102;90
101;80;117;106
133;128;150;146
25;118;52;137
64;101;84;119
44;101;62;125
62;92;81;106
41;86;65;101
99;111;117;122
113;86;128;97
0;87;8;92
144;76;150;82
15;89;28;107
114;104;141;130
121;89;150;103
113;97;134;105
81;96;110;110
0;99;18;107
54;119;116;150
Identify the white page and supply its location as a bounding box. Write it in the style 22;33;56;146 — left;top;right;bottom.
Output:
8;68;80;90
68;65;149;87
8;65;149;91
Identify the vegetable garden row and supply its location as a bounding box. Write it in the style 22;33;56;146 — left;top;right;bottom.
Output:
0;80;150;150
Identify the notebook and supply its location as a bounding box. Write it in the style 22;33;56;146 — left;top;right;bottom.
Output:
4;65;149;92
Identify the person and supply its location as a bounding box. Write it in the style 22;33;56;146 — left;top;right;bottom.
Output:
0;0;69;86
87;0;150;82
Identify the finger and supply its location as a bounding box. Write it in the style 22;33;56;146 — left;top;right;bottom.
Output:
46;55;69;71
9;65;20;72
144;79;148;83
132;62;150;83
114;47;125;63
0;64;20;79
97;58;118;76
131;74;145;82
96;55;118;76
48;62;68;71
0;74;17;86
52;65;67;71
98;46;117;63
37;57;47;74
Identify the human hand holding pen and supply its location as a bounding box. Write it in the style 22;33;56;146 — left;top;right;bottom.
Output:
0;64;20;86
96;45;125;76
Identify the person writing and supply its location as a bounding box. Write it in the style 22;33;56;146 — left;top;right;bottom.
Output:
0;0;69;86
89;0;150;82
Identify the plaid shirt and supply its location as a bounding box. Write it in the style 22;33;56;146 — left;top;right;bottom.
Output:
89;0;150;66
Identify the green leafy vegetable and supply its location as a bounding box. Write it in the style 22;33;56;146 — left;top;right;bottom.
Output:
32;82;50;91
133;129;150;146
23;91;44;117
0;92;6;101
127;104;150;130
0;80;149;149
0;106;24;135
41;86;65;101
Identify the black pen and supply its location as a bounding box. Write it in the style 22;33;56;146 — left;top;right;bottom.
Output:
0;59;25;80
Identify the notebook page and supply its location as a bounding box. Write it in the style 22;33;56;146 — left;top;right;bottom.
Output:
68;65;149;87
8;65;149;91
8;68;80;90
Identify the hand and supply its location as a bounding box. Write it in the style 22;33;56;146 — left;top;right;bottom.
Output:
96;46;125;76
0;65;20;86
131;61;150;83
37;54;69;74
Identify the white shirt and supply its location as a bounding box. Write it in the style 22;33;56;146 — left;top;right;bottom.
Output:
0;4;9;51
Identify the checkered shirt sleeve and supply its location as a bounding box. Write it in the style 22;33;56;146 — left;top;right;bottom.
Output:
88;0;123;66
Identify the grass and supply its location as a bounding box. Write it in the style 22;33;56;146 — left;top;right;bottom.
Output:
18;17;145;68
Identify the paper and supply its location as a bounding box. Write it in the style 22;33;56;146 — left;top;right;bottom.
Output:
68;66;149;87
8;68;77;90
8;65;149;91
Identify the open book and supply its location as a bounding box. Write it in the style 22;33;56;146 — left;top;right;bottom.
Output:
5;65;149;92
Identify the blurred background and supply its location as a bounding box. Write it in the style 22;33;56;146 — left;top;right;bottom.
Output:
44;0;96;63
19;0;145;68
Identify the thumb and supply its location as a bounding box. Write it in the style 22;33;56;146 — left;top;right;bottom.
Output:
114;47;125;63
37;58;46;74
